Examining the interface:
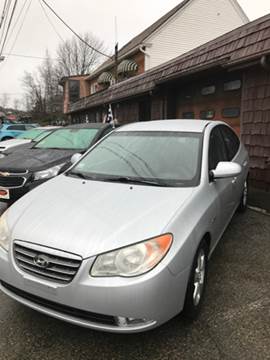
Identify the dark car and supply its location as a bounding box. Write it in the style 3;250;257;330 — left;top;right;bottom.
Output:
0;123;115;205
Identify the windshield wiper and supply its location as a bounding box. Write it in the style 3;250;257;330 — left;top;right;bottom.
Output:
67;172;172;187
67;171;88;180
99;176;171;187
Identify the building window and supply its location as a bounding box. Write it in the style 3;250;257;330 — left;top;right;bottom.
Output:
224;80;241;91
201;85;216;96
182;112;195;119
222;108;240;118
200;110;215;120
69;80;80;103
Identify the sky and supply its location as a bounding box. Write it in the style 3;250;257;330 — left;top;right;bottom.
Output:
0;0;270;110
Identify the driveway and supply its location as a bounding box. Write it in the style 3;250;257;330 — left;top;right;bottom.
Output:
0;209;269;360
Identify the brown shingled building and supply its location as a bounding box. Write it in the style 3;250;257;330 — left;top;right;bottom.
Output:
62;11;270;209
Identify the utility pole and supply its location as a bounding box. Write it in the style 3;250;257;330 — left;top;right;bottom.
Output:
115;42;118;83
114;16;118;83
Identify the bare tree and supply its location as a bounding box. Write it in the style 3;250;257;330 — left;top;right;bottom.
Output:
56;32;106;77
0;93;10;108
22;71;45;113
13;98;20;110
21;32;106;121
38;50;62;113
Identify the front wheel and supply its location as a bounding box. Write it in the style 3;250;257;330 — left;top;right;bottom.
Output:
238;180;248;213
183;240;208;320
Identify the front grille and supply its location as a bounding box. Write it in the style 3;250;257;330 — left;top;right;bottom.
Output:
0;175;25;188
14;242;82;284
1;281;116;326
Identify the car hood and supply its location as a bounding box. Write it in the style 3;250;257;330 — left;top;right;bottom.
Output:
0;148;77;172
8;175;195;258
3;142;37;155
0;138;30;150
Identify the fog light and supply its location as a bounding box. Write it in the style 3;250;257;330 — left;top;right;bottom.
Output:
116;316;151;327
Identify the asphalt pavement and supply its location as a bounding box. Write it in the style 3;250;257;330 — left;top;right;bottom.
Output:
0;209;269;360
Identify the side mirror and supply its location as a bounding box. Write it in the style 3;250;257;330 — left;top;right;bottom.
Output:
211;162;242;180
71;153;82;165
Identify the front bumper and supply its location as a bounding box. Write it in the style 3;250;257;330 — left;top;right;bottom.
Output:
0;178;45;205
0;246;190;333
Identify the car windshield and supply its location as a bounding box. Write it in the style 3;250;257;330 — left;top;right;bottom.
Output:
34;128;99;150
32;130;52;142
16;128;46;140
68;131;203;187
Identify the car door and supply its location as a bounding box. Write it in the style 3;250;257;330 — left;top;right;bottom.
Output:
208;126;234;245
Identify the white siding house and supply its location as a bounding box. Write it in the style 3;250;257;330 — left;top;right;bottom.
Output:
64;0;249;103
144;0;249;70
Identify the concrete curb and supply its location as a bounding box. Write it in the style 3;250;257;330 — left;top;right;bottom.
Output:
247;205;270;217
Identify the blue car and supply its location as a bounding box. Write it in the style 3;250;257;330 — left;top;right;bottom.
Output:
0;124;36;141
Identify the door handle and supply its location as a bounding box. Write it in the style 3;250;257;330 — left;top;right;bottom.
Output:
242;161;248;168
232;177;237;184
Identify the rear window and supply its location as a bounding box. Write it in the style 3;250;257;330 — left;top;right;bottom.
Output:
35;128;99;150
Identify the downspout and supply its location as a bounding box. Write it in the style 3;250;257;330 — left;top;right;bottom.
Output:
139;44;151;72
139;44;150;56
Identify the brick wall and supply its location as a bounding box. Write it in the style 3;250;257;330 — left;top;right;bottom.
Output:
175;73;242;134
242;67;270;191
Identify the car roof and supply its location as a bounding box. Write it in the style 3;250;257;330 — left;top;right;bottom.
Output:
65;123;112;130
35;126;61;130
116;120;213;133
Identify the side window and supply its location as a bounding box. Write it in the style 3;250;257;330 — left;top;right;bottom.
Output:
208;127;228;171
7;125;25;131
220;126;240;161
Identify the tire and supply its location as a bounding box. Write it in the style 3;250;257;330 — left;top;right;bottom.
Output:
238;180;248;213
183;240;208;321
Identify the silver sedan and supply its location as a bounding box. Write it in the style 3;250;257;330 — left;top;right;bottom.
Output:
0;120;249;333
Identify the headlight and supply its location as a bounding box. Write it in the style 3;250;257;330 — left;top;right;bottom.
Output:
0;212;10;252
91;234;173;277
34;163;65;181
